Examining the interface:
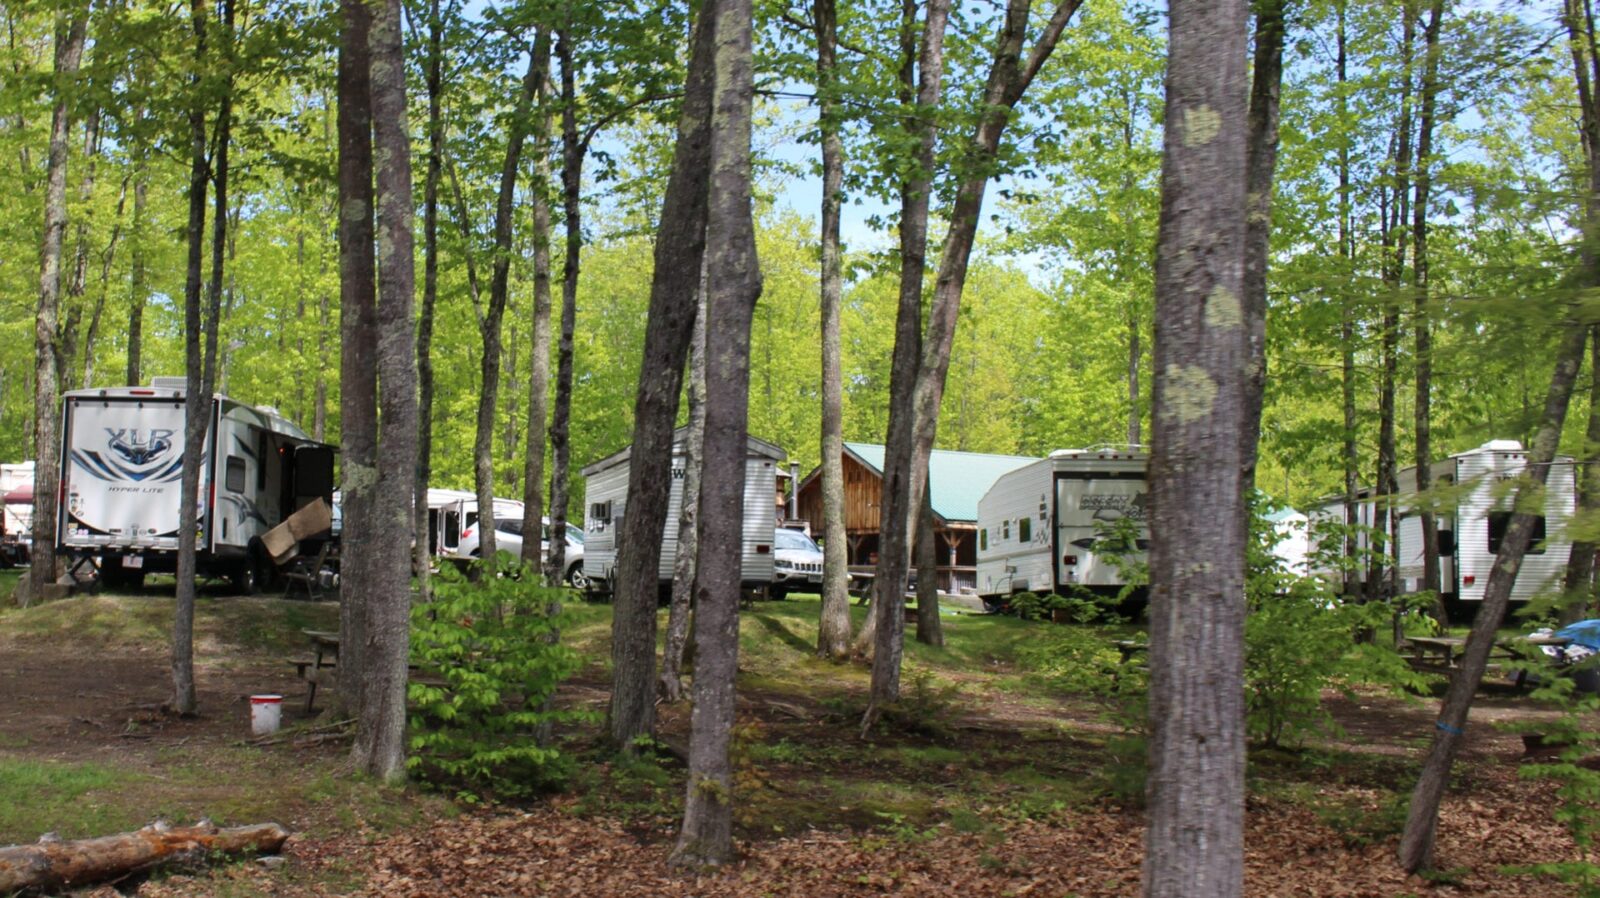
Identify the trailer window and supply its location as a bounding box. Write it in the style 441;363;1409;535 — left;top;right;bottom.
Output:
1002;520;1010;540
590;501;611;525
1018;517;1031;543
979;529;987;551
1487;513;1546;555
225;456;246;493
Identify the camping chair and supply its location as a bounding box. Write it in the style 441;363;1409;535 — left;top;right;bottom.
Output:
282;542;331;601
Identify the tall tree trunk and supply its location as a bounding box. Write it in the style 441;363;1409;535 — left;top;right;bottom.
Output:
544;27;581;589
522;33;555;573
866;0;1086;722
1373;2;1417;604
1398;322;1591;873
851;0;951;662
1413;0;1445;615
353;0;419;784
335;0;377;716
59;106;101;387
661;277;708;703
1240;0;1287;488
1127;311;1141;445
1337;0;1360;598
413;0;443;596
606;2;717;747
814;0;853;660
1561;0;1600;623
668;0;759;865
472;46;543;570
175;0;233;716
28;3;86;604
126;147;148;387
1141;1;1251;895
82;175;129;388
913;486;943;646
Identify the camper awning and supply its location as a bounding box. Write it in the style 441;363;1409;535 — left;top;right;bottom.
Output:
3;484;32;505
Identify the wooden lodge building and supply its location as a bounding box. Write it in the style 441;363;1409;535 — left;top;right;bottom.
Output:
794;443;1035;593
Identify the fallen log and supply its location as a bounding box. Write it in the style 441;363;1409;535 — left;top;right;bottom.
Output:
0;820;290;893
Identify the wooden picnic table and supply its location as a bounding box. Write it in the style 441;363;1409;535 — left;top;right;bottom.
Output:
1400;633;1572;678
295;629;340;713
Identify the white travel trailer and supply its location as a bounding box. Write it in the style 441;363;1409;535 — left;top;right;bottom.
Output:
56;380;335;592
580;431;785;598
1313;440;1576;606
975;448;1149;603
0;461;34;566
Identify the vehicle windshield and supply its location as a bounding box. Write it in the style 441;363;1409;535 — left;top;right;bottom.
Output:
773;529;820;552
567;524;585;545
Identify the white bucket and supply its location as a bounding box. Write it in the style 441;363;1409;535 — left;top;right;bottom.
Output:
250;694;283;736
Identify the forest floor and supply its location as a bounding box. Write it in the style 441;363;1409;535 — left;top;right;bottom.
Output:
0;572;1590;897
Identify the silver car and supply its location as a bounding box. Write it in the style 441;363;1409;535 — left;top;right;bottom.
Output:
459;515;587;588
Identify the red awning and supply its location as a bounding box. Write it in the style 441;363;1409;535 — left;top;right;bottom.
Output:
3;484;33;505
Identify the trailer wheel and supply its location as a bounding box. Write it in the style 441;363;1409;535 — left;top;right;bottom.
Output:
231;559;259;595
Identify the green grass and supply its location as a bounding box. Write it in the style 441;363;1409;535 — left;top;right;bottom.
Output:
0;594;338;656
0;757;147;841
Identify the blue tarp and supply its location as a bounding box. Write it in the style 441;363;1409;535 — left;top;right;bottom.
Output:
1556;619;1600;651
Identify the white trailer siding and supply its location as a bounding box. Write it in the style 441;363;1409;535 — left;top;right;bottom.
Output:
57;386;332;583
1313;441;1575;603
581;433;783;591
976;450;1148;598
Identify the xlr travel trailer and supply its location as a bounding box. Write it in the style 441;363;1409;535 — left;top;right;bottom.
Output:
57;380;334;592
975;448;1149;604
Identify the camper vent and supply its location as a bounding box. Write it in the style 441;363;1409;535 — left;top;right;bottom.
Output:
150;376;187;390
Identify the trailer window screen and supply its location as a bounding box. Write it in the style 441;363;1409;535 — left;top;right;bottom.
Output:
1018;517;1031;543
590;501;611;524
225;456;246;493
1487;513;1546;555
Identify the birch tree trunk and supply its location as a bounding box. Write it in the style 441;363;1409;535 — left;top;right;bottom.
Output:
669;0;760;864
913;488;943;647
1240;0;1287;487
544;26;581;588
866;0;1086;722
813;0;853;660
851;0;950;662
472;46;543;571
607;1;717;747
522;33;555;573
175;0;233;715
28;3;87;604
1398;322;1591;873
414;0;444;595
661;280;708;704
1560;0;1600;623
1373;2;1416;604
1413;0;1445;613
335;0;377;715
1141;1;1251;895
126;132;148;386
354;0;419;783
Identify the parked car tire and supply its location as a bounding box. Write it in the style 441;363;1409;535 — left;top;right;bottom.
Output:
566;563;589;590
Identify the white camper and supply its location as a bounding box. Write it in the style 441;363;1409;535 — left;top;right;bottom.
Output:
0;461;34;566
580;431;784;597
57;380;335;591
1313;440;1576;605
975;448;1149;603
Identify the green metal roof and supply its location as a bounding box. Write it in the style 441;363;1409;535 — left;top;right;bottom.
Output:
843;442;1037;524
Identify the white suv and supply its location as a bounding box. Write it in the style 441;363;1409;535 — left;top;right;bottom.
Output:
458;515;587;588
771;528;824;599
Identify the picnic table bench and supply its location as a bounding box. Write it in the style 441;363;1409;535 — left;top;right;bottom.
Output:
1399;634;1571;681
